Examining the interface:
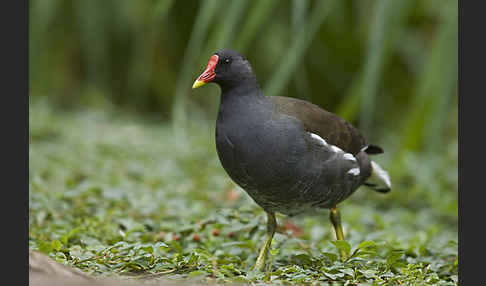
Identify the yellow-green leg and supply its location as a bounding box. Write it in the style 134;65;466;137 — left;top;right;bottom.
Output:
330;206;347;261
254;212;277;271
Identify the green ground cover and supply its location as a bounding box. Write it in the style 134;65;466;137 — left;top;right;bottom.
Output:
29;99;457;285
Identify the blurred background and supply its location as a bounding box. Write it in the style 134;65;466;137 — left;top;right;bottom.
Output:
29;0;458;273
29;0;457;142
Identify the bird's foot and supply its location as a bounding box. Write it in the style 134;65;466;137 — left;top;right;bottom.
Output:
253;212;277;272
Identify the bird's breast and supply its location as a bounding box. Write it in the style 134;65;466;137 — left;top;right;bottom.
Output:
215;111;310;192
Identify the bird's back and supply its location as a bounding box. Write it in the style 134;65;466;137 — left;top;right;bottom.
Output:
269;96;369;155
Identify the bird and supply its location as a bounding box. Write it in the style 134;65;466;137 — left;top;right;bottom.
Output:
192;49;391;271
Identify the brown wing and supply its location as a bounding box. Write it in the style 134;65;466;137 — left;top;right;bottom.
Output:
269;96;368;155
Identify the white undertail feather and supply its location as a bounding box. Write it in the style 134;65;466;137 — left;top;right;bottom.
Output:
365;161;391;192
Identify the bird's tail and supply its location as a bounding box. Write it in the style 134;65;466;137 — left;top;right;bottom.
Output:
363;161;391;193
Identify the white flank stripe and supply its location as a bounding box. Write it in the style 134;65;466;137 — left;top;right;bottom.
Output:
343;153;356;161
310;133;327;145
331;145;342;153
348;167;360;176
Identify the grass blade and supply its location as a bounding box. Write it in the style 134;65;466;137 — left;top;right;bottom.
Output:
74;0;111;91
264;0;335;98
171;0;220;148
127;1;176;107
400;1;458;155
337;0;411;134
235;0;279;52
291;0;312;100
203;0;248;52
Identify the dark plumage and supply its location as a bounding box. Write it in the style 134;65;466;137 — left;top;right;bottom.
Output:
193;49;391;270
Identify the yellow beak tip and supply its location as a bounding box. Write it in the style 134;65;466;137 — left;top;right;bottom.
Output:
192;80;206;89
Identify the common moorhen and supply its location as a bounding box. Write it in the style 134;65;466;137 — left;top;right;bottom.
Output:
192;49;391;271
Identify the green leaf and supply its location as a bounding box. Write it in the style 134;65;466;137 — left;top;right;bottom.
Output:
386;249;405;267
341;268;354;277
154;241;169;249
321;252;338;262
38;241;52;254
51;240;63;252
331;240;351;256
357;240;377;250
450;275;458;283
324;271;345;280
359;269;377;279
270;248;280;256
60;227;82;245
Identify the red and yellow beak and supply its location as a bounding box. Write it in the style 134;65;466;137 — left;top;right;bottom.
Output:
192;55;219;89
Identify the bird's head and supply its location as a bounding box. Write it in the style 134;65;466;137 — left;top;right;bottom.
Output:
192;49;256;91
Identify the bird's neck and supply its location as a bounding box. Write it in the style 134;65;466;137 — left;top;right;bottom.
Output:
219;76;261;95
218;81;267;122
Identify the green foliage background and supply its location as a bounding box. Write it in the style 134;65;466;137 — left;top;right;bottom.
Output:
29;0;458;284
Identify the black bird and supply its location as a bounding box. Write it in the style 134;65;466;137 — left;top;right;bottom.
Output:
192;49;391;271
